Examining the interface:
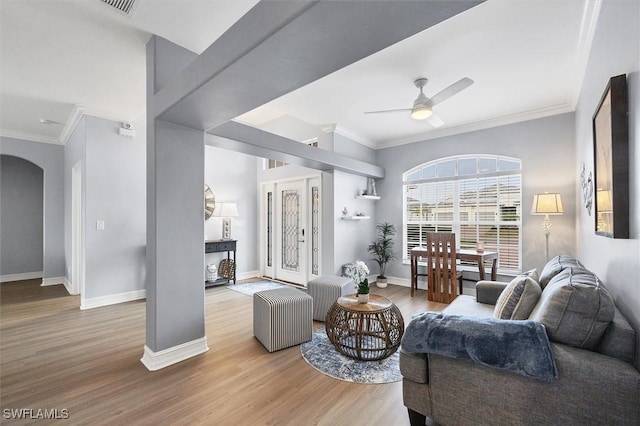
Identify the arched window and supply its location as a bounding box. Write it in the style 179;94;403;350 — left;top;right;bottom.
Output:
403;155;522;273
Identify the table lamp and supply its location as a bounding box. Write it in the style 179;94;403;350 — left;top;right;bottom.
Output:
531;192;563;260
214;202;239;240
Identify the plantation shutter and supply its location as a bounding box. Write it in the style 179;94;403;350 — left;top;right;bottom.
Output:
403;155;522;274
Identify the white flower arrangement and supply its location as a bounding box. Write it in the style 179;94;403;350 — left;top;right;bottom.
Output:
347;260;370;294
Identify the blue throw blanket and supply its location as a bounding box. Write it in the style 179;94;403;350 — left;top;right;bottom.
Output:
402;312;558;381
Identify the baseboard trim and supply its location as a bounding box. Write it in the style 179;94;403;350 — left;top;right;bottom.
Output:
387;275;411;287
63;277;76;295
387;274;478;296
41;276;65;287
236;270;261;281
141;337;209;371
80;289;146;310
0;271;43;283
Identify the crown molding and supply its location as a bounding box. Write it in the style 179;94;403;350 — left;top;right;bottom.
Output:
1;105;140;146
377;103;575;149
58;104;87;145
333;125;376;149
569;0;602;108
0;129;63;145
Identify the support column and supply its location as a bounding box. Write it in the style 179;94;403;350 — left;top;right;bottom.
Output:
142;36;206;371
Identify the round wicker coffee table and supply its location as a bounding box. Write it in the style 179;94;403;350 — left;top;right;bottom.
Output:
325;294;404;361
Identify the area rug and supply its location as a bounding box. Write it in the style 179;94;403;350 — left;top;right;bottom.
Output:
226;280;288;296
301;328;401;384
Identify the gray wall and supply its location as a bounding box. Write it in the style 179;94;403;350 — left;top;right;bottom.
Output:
376;112;577;283
574;0;640;370
0;137;65;281
204;144;258;276
0;155;43;276
64;115;146;302
333;131;377;164
84;116;146;299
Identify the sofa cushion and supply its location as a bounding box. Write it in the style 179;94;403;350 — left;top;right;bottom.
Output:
538;255;585;288
493;275;541;320
596;308;636;364
529;268;615;349
444;295;495;318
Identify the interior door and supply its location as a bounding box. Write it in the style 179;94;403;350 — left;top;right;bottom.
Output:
274;180;307;285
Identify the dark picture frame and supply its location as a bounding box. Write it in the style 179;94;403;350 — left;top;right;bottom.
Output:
592;74;629;238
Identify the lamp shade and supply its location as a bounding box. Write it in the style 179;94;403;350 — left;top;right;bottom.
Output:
531;193;563;215
213;202;239;218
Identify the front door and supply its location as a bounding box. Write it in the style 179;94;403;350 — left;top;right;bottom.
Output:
262;177;321;286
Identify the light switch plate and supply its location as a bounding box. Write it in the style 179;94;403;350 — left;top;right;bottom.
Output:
96;220;105;230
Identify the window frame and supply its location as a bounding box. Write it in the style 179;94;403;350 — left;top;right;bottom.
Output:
402;154;523;275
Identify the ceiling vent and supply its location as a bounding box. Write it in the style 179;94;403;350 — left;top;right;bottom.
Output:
99;0;139;16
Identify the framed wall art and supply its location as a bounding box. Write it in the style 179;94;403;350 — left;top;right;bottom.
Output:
592;74;629;238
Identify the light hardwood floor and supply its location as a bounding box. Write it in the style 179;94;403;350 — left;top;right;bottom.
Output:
1;279;445;425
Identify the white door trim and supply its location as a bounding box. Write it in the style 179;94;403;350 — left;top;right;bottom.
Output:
260;174;322;285
72;162;84;297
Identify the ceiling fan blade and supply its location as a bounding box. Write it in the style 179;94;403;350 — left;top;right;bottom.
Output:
427;77;474;107
427;112;445;128
364;108;412;115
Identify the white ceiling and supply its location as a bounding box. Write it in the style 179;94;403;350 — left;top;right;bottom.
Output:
0;0;599;148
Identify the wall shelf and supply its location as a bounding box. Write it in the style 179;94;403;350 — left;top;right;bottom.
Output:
355;195;381;200
341;216;370;220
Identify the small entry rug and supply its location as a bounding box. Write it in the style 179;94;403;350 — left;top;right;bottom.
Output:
301;328;401;384
226;280;288;296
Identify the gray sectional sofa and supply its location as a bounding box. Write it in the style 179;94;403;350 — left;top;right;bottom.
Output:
400;255;640;425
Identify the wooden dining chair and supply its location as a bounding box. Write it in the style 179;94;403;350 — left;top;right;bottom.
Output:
425;232;461;303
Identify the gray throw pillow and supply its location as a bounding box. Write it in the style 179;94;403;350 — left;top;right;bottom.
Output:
522;268;539;283
494;275;542;320
529;267;614;349
538;255;585;288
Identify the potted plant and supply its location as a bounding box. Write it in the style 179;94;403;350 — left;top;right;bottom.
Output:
368;222;396;288
345;261;370;303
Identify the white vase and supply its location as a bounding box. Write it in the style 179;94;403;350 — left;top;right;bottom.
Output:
357;293;369;304
376;277;387;288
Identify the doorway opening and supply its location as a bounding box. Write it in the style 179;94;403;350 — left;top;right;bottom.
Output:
260;176;321;286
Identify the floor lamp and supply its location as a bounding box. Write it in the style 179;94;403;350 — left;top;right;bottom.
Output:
531;193;563;261
214;202;239;240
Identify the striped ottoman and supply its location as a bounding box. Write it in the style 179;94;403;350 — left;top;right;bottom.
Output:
253;287;313;352
307;276;354;321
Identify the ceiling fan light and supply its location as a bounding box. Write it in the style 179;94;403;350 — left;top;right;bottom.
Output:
411;107;432;120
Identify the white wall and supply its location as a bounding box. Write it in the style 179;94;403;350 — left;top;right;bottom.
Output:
574;0;640;369
376;112;577;284
253;131;380;278
333;170;377;275
204;144;259;277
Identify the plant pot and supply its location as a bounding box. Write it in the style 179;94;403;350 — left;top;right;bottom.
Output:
376;277;387;288
357;293;369;304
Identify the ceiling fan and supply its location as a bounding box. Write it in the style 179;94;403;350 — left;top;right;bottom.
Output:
364;77;474;127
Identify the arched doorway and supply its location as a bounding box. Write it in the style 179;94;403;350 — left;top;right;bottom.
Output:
0;155;44;282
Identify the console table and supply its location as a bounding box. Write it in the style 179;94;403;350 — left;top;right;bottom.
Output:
205;239;236;287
